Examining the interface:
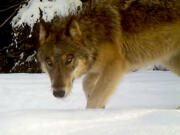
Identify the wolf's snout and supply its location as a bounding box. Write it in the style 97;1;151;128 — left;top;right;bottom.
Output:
53;90;65;98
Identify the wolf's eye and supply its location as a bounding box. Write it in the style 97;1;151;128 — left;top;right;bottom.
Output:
65;54;74;65
45;57;53;67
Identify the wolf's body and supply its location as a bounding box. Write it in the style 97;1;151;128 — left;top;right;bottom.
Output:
37;0;180;108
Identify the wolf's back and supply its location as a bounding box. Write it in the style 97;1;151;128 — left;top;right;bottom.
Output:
110;0;180;33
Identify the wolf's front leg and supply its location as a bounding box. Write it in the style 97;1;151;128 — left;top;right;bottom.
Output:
83;73;99;99
86;59;127;108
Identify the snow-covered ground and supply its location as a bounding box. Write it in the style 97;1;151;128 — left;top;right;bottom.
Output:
0;71;180;135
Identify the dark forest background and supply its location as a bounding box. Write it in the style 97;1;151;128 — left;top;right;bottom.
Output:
0;0;41;73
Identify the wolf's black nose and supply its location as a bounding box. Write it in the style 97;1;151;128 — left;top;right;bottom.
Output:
81;0;89;2
53;90;65;98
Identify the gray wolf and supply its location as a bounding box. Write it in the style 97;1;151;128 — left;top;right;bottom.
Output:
37;0;180;108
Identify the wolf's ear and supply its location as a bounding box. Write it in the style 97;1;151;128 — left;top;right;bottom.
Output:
39;20;49;45
67;19;82;40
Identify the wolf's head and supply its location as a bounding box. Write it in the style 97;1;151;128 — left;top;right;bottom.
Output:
37;18;96;98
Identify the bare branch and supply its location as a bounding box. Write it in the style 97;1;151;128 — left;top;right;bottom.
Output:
0;0;28;28
0;0;27;13
0;9;17;28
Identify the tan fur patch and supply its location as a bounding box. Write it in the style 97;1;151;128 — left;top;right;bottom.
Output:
73;58;88;78
40;62;48;73
69;20;82;40
39;24;47;45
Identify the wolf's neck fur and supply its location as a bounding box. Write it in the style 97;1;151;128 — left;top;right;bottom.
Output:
76;5;121;46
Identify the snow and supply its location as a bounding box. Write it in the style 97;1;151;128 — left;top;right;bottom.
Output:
0;71;180;135
11;0;82;29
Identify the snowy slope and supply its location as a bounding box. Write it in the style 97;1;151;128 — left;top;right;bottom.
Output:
0;71;180;135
